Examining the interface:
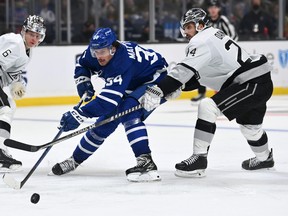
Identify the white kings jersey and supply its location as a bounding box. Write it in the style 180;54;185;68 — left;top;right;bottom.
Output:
168;27;272;91
0;33;29;88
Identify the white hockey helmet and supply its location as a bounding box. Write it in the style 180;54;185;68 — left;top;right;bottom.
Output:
180;8;210;36
21;15;46;45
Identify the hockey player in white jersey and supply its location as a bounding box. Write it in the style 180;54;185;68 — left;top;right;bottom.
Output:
191;0;239;102
142;8;274;177
0;15;46;171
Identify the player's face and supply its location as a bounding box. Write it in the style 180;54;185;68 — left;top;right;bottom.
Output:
183;23;197;40
24;31;42;48
94;47;114;66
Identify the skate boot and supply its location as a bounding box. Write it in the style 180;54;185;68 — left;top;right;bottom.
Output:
0;149;22;172
51;156;79;175
126;153;161;182
175;153;207;177
242;149;274;170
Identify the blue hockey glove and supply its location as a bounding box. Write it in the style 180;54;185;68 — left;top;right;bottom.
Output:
60;107;88;132
75;76;95;102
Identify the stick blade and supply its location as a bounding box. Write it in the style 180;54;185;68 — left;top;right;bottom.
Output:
2;174;21;189
4;139;38;152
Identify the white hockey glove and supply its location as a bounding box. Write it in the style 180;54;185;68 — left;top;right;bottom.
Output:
10;81;26;100
142;85;164;111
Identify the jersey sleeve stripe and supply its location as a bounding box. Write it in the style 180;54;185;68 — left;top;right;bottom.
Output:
101;89;123;97
178;63;200;79
97;94;118;106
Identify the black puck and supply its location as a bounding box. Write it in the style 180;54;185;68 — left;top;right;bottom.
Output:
30;193;40;204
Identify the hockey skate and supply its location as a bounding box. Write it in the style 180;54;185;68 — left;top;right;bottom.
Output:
175;153;207;178
126;154;161;182
0;149;22;172
242;149;274;170
51;156;79;175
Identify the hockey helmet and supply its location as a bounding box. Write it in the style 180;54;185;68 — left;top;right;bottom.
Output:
22;15;46;44
89;28;117;57
180;8;209;29
90;28;117;50
180;8;210;36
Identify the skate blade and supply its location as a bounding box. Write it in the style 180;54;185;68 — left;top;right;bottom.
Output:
127;170;161;182
242;167;276;171
47;171;55;176
175;169;206;178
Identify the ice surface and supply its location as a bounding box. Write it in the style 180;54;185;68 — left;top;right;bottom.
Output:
1;96;288;216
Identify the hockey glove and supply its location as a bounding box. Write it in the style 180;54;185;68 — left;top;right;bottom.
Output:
75;76;95;102
142;85;164;111
10;81;26;100
60;107;88;132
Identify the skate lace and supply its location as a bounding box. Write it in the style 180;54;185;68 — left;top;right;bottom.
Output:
59;158;78;173
136;156;149;167
182;155;199;165
249;157;261;167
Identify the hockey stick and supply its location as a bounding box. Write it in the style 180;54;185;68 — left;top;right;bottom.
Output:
3;130;63;189
2;97;85;189
4;104;143;152
3;103;142;189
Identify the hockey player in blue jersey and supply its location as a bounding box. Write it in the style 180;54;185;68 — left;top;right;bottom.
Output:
51;28;168;182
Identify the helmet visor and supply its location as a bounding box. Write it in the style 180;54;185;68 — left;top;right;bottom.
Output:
90;47;111;58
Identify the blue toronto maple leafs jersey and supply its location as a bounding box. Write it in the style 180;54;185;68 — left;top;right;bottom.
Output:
75;41;168;117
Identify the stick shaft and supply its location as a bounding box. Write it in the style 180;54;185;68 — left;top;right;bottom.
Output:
19;129;63;188
4;104;142;152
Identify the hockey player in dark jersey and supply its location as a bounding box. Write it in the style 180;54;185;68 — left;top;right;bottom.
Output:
143;8;274;177
51;28;168;182
0;15;46;172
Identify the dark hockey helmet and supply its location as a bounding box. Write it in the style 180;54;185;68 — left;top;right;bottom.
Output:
22;15;46;44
